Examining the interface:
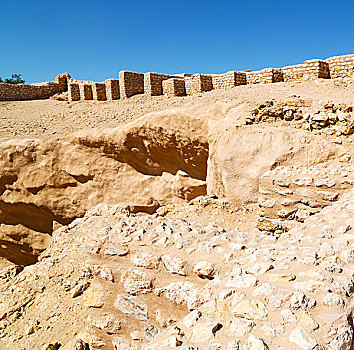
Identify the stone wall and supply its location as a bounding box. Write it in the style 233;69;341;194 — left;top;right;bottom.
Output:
212;71;247;89
282;60;330;82
246;68;283;84
92;82;107;101
144;72;171;96
257;164;354;222
162;78;186;97
325;54;354;78
119;71;144;99
68;83;80;101
105;79;120;100
0;73;70;101
79;84;93;100
1;53;354;101
185;74;213;95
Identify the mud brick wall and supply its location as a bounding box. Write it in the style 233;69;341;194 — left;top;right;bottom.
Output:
105;79;120;100
119;71;144;99
212;71;247;89
282;60;329;82
68;83;80;101
144;73;172;96
325;54;354;78
92;83;107;101
0;73;70;101
185;74;213;95
258;164;354;222
79;84;93;100
162;78;186;97
246;68;283;84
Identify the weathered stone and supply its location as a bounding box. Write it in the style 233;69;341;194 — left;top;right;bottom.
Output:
190;320;222;343
327;319;353;350
83;283;105;307
161;255;186;276
289;328;318;349
194;261;215;279
242;335;269;350
233;300;268;320
114;295;148;321
121;269;152;295
89;314;121;334
131;251;159;269
71;281;90;298
226;267;258;288
228;317;255;337
290;290;316;310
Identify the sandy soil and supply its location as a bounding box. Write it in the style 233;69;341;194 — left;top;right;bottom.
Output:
1;78;354;142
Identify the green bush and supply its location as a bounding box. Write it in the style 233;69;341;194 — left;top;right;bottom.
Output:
0;74;25;84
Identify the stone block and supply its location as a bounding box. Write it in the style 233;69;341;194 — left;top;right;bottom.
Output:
144;72;171;96
92;82;107;101
162;78;186;97
212;71;246;89
185;74;213;95
119;71;144;99
79;84;93;100
105;79;120;100
68;83;80;101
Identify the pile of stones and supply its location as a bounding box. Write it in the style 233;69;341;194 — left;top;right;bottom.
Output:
246;101;354;136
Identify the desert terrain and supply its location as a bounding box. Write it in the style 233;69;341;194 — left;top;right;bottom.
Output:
0;76;353;349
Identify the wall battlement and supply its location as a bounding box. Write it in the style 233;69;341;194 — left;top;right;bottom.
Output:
162;78;186;97
1;54;353;101
212;71;247;89
185;74;213;95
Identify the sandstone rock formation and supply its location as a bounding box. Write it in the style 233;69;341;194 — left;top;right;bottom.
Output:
0;103;348;268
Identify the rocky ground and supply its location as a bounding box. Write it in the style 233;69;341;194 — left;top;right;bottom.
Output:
0;78;353;349
0;190;353;349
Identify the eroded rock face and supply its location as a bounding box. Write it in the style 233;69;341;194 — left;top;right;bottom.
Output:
0;103;346;267
207;122;343;205
0;107;210;267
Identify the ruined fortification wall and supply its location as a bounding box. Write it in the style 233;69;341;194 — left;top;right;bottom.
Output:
212;71;246;89
105;79;120;100
185;74;213;95
1;54;354;101
246;68;283;84
144;72;172;96
119;71;144;99
282;59;330;82
325;54;354;78
0;73;70;101
162;78;186;97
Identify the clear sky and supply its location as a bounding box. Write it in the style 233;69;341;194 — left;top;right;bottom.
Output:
1;0;353;84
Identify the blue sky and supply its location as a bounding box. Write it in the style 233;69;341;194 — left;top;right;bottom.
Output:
0;0;353;83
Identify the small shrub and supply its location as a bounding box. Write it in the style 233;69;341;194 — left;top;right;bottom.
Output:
0;74;25;84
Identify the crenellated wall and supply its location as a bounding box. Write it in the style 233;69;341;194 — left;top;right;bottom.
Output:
246;68;283;84
119;71;144;99
212;71;246;89
325;54;354;78
144;72;172;96
105;79;120;100
79;84;93;100
185;74;213;95
282;59;330;82
1;54;353;101
162;78;186;97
